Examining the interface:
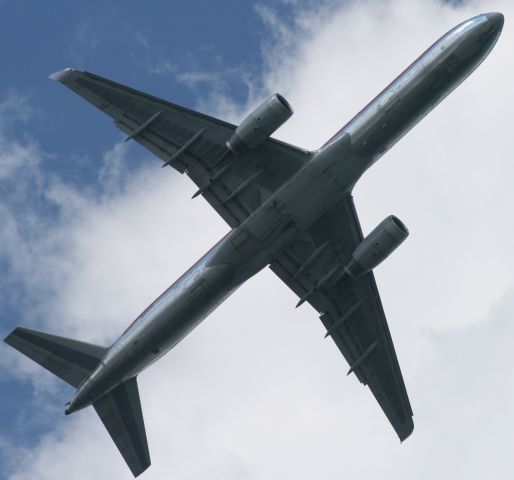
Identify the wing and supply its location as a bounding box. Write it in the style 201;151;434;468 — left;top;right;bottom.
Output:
50;68;309;227
269;196;414;441
94;377;150;477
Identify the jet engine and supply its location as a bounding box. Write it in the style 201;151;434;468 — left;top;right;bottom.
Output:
345;215;408;277
226;93;293;154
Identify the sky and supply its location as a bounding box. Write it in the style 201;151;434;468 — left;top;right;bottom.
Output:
0;0;513;478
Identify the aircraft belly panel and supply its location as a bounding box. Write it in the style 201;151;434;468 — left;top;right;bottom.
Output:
110;263;236;378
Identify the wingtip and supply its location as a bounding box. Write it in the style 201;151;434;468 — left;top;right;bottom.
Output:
49;68;79;82
133;462;151;478
3;326;20;345
398;419;414;443
295;298;305;308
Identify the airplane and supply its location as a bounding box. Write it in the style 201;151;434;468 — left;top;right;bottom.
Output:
4;12;503;477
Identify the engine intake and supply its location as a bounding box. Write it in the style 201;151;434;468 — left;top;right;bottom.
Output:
226;93;293;155
345;215;408;277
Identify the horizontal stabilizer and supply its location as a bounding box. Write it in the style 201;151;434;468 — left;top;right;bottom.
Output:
94;377;150;477
4;327;107;387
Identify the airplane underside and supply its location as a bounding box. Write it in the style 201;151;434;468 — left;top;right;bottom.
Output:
4;12;503;477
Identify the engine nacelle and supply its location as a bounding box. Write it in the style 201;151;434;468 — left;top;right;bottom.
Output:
226;93;293;155
345;215;409;277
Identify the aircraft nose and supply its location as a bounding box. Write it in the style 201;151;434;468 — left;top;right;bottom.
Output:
472;12;504;49
484;12;504;32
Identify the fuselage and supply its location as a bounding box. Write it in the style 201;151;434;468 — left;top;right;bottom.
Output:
66;13;503;414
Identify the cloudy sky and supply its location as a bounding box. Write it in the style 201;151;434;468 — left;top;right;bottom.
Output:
1;0;513;478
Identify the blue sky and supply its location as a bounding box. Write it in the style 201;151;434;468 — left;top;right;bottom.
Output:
0;1;285;182
1;1;514;478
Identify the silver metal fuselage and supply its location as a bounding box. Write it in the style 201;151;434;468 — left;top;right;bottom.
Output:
67;13;502;413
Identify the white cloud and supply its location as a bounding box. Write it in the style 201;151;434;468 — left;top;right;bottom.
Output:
3;0;514;478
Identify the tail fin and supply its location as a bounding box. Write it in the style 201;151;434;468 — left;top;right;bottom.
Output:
4;327;107;387
5;328;150;476
94;377;151;477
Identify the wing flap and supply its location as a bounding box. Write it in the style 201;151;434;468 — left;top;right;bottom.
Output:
94;377;150;477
